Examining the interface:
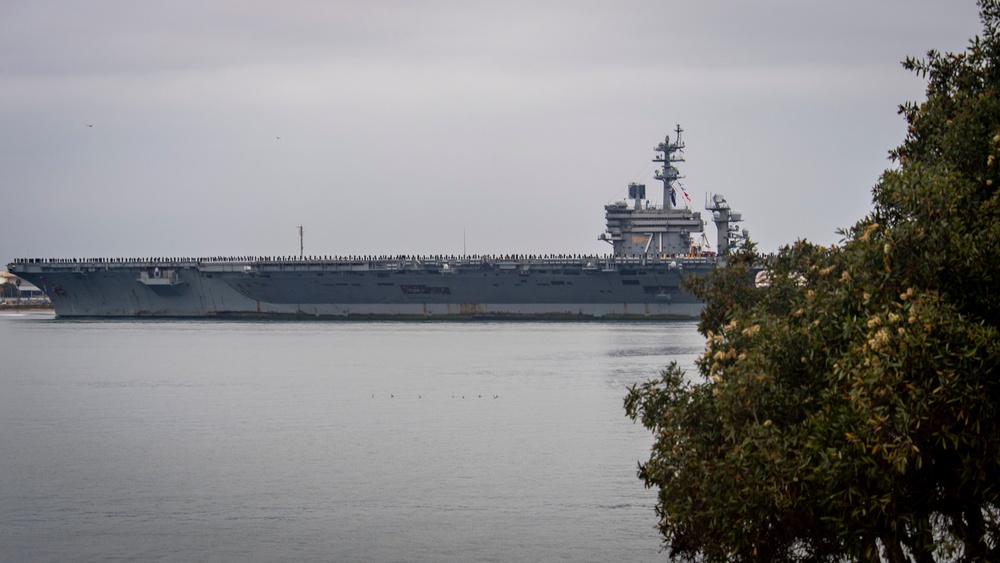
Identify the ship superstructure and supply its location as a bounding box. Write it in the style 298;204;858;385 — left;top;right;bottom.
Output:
7;127;748;319
600;126;744;258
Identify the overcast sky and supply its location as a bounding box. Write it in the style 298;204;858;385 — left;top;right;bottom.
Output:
0;1;984;266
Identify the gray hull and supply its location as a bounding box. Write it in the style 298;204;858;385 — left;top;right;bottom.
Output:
7;256;714;319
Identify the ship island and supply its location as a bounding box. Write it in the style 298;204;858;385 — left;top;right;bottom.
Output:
7;126;748;319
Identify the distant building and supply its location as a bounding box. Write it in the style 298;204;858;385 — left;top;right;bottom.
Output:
1;271;48;302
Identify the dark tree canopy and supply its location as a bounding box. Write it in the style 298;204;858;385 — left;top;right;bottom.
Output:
625;3;1000;562
0;281;19;299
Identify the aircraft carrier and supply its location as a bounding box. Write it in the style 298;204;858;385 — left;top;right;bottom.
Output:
7;126;748;319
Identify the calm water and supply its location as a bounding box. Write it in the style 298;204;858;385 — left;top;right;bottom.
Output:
0;313;704;562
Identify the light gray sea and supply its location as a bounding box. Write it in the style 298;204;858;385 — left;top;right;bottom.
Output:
0;313;704;562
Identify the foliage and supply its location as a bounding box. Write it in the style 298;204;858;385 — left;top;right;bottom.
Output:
625;3;1000;561
1;282;17;299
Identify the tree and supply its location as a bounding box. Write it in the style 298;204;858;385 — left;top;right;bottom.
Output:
625;3;1000;561
1;281;17;299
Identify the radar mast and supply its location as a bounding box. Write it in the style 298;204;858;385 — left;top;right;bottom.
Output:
653;125;685;210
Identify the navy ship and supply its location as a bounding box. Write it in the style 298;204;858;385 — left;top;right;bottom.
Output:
7;126;747;319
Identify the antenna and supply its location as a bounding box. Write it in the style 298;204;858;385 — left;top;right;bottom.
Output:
653;124;686;210
298;225;303;258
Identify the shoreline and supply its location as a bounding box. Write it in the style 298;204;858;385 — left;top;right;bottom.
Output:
0;304;54;312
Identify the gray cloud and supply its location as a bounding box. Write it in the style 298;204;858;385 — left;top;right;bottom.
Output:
0;0;983;264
